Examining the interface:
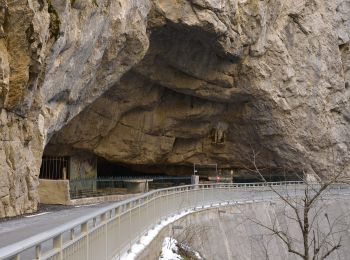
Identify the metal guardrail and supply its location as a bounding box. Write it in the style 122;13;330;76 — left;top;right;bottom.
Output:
0;181;348;260
70;176;193;181
69;177;192;199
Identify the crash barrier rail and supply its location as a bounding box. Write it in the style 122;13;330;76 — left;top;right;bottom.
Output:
69;176;192;199
0;181;348;260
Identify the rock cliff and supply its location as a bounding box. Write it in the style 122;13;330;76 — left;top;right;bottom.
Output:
0;0;350;217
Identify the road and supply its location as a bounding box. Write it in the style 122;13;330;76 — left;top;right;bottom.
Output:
0;203;113;248
0;184;349;259
1;187;348;248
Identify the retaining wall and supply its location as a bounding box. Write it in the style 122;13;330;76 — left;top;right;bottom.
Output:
138;198;350;260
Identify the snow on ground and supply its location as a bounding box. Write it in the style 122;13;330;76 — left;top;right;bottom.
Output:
119;201;256;260
159;237;202;260
159;237;182;260
179;242;202;259
120;210;193;260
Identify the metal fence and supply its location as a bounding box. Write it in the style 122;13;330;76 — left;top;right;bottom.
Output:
40;157;70;180
0;181;348;260
69;176;192;199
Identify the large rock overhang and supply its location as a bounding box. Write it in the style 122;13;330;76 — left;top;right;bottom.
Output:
46;1;350;179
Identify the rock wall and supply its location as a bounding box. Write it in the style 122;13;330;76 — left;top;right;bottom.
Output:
1;0;350;217
0;0;150;217
51;0;350;175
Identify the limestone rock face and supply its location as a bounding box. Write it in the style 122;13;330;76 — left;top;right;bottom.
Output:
1;0;350;217
51;0;350;175
0;0;150;217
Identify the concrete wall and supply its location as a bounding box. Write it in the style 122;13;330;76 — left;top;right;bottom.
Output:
69;153;98;194
38;179;70;204
38;179;139;205
70;153;97;180
138;198;350;260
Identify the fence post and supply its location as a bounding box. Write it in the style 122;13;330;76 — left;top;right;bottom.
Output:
153;193;156;225
138;200;141;241
53;234;63;260
129;203;132;252
166;189;169;216
81;222;89;260
202;186;205;207
118;206;121;259
194;186;197;209
101;213;108;260
146;196;149;231
186;186;189;209
35;245;41;260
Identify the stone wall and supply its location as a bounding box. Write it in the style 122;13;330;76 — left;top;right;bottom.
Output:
38;179;70;205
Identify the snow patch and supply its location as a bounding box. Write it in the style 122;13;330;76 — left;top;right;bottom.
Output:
159;237;202;260
119;210;193;260
159;237;182;260
118;202;238;260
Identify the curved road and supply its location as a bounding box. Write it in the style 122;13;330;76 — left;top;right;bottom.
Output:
0;184;349;259
0;203;114;248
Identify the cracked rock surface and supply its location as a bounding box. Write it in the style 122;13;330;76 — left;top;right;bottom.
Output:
0;0;350;217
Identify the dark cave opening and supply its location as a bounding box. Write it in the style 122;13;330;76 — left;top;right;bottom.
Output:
96;157;168;178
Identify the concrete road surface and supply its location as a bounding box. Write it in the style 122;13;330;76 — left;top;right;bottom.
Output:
0;203;113;248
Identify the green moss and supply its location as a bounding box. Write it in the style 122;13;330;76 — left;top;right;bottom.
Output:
47;0;60;40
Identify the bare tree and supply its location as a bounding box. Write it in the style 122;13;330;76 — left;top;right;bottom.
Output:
244;149;350;260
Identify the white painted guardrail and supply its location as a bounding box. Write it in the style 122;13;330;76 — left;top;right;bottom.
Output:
0;181;347;260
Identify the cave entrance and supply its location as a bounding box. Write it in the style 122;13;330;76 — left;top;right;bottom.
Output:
97;157;153;178
96;157;192;190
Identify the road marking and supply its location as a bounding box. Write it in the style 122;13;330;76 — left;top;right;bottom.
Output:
75;203;100;208
25;212;50;218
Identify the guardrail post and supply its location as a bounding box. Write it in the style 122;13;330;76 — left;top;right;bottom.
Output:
53;234;63;260
212;184;214;205
186;187;189;209
193;186;197;209
35;245;41;259
101;213;107;260
153;194;156;225
166;189;169;216
202;186;205;207
146;196;149;232
70;228;75;240
138;200;141;241
81;222;88;260
117;206;121;259
129;203;132;252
